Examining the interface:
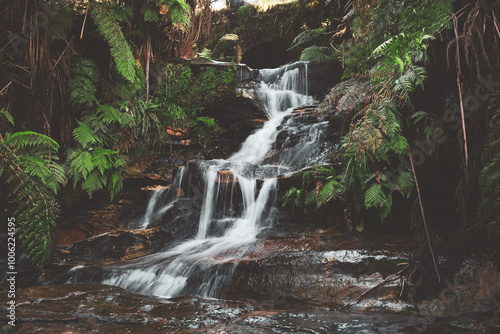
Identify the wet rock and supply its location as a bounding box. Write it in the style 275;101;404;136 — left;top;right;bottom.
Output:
225;235;412;312
417;260;500;317
0;284;253;333
159;198;201;241
53;227;172;266
201;92;267;149
307;58;343;101
264;105;335;169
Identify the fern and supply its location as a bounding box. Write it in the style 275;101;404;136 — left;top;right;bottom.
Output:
90;3;137;83
288;24;327;51
1;131;65;268
300;46;331;61
68;59;99;108
316;177;342;207
161;0;191;30
47;1;73;40
282;187;305;213
66;147;124;201
1;108;15;126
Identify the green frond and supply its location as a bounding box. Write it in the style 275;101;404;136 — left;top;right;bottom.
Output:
5;131;60;152
300;46;331;61
1;136;61;268
411;110;430;125
161;0;191;30
316;178;341;207
97;104;122;125
364;182;386;209
47;2;73;40
144;6;159;22
0;108;14;126
288;25;327;51
81;170;107;198
395;170;415;198
68;59;99;108
73;122;99;148
90;3;137;83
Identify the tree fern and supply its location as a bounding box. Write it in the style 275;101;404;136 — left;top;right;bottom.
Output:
161;0;191;30
90;3;137;83
282;187;304;213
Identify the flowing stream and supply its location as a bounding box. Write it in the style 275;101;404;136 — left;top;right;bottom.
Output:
69;62;329;298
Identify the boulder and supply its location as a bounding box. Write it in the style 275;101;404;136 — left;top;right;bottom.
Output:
212;34;242;63
307;58;343;101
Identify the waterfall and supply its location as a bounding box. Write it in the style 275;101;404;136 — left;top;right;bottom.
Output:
70;62;321;298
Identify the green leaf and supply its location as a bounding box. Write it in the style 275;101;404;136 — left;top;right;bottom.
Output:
144;6;159;22
0;108;14;126
73;122;98;148
412;110;430;125
90;3;137;83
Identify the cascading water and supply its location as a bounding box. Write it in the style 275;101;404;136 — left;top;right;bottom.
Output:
68;62;326;298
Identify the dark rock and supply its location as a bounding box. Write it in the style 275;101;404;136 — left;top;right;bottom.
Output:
201;92;267;150
224;234;413;312
159;198;201;242
307;58;343;101
417;260;500;317
160;57;257;83
53;227;171;265
0;284;252;333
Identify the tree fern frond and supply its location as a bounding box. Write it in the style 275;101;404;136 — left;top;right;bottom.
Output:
364;182;385;208
90;3;137;83
73;122;99;148
316;178;341;207
97;104;122;125
395;170;415;198
289;26;326;51
5;131;60;152
1;137;61;268
300;46;331;61
0;108;14;126
161;0;191;30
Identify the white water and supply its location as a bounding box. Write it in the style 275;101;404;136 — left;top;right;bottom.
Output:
140;187;166;229
75;62;319;298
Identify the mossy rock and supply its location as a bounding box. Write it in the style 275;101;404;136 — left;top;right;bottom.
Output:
212;34;241;63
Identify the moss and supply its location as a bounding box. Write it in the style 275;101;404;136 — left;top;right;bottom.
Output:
212;34;242;62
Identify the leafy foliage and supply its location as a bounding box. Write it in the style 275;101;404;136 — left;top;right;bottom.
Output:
300;45;331;61
288;23;328;51
66;104;130;201
90;2;137;83
157;63;234;129
340;0;453;77
1;130;64;268
189;117;220;146
47;1;74;40
68;59;99;108
161;0;191;30
293;0;453;225
329;0;453;222
66;146;124;201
